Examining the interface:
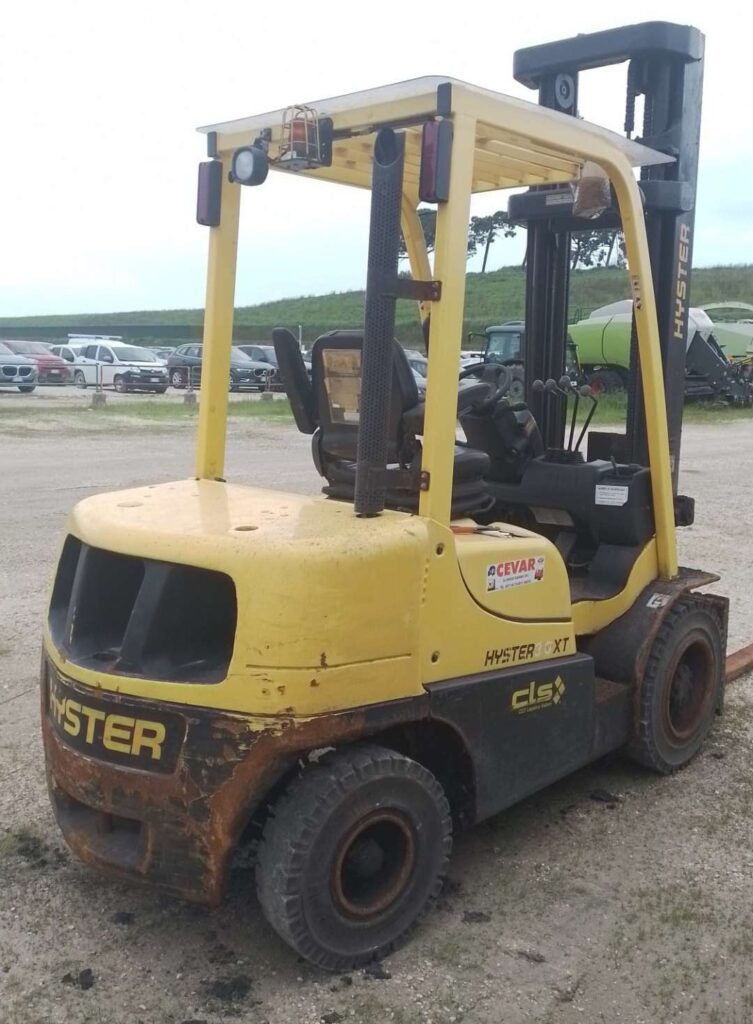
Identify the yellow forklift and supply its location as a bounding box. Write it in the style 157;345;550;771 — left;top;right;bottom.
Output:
42;23;726;970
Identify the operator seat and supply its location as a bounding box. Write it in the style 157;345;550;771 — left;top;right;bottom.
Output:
273;328;492;516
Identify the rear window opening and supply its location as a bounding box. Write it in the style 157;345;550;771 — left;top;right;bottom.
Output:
139;565;237;682
48;539;237;684
70;548;145;661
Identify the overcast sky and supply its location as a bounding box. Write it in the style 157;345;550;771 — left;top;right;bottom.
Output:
1;0;749;317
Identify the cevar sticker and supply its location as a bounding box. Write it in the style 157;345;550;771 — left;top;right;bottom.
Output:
487;556;545;592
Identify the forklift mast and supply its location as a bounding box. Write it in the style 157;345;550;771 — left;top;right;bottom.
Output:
510;22;704;491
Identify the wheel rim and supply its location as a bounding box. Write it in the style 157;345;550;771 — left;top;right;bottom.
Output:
662;631;716;743
331;810;416;919
171;370;183;387
114;376;124;392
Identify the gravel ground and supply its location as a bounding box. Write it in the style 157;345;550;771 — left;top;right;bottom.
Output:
1;400;752;1024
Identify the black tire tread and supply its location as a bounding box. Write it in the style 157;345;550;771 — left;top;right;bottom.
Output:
255;743;451;971
628;596;723;774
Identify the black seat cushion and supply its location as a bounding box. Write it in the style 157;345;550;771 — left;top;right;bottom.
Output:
305;329;492;517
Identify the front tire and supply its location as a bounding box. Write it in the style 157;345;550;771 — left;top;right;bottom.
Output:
113;375;128;394
73;370;87;389
170;368;186;389
256;744;452;971
628;597;723;774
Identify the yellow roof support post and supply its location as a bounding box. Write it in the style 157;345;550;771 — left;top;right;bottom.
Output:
195;159;241;480
400;195;432;326
608;156;679;579
419;113;476;525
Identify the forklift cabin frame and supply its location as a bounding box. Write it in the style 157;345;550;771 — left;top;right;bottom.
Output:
196;76;678;580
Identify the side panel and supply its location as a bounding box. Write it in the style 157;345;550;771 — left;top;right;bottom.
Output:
428;652;600;822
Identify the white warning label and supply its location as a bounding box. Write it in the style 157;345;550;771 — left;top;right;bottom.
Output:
595;484;629;507
486;556;545;592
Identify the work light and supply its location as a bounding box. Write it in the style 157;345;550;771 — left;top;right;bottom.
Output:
230;146;269;186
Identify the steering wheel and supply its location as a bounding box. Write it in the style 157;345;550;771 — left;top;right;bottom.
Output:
458;361;509;415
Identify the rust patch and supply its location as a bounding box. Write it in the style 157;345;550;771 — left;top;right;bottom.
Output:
41;660;428;906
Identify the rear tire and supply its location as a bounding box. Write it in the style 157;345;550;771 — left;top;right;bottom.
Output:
628;597;723;774
588;368;625;394
256;744;452;971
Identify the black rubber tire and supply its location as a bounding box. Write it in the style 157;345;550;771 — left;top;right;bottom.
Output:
73;370;87;389
17;384;36;393
256;744;452;971
505;366;525;402
113;375;128;394
170;368;186;388
628;597;723;774
588;368;625;394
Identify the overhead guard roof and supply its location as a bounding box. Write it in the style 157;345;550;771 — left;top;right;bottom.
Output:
198;76;673;195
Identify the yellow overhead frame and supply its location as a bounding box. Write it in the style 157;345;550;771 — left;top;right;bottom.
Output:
196;77;678;579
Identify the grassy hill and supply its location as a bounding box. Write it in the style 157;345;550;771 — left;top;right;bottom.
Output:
3;264;752;346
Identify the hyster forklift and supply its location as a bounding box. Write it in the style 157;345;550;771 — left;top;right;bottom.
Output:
42;22;728;970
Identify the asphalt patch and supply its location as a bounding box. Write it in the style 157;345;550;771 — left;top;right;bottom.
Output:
203;974;253;1002
589;789;623;807
463;910;491;924
61;968;95;990
14;832;68;869
363;962;391;980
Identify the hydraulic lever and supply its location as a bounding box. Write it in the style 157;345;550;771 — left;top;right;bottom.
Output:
574;385;598;453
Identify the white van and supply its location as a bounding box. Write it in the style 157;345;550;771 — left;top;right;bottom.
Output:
56;341;169;393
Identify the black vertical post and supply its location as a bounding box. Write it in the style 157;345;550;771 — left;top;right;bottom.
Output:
354;128;405;517
520;70;578;450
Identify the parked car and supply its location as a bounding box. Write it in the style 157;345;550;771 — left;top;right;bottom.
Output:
47;343;85;364
403;349;429;378
0;341;38;392
64;341;168;393
1;340;71;384
167;344;273;391
234;344;282;387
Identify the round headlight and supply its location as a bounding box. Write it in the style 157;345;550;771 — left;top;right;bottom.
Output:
231;146;269;187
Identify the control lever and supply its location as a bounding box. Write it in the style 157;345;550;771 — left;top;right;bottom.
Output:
558;374;581;451
544;377;568;398
574;384;598;453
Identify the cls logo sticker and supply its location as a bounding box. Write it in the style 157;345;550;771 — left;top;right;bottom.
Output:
511;676;565;714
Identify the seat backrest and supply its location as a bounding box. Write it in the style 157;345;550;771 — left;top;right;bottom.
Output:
273;327;317;434
311;330;419;462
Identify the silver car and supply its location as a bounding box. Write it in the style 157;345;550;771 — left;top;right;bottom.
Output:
0;341;38;392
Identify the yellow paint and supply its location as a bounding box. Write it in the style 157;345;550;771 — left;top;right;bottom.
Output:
455;524;570;622
400;195;432;325
572;540;659;635
195;159;241;480
419;113;476;525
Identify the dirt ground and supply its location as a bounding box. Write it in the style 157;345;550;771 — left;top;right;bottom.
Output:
2;398;753;1024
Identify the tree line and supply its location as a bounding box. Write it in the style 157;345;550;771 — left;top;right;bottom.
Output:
400;207;626;271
